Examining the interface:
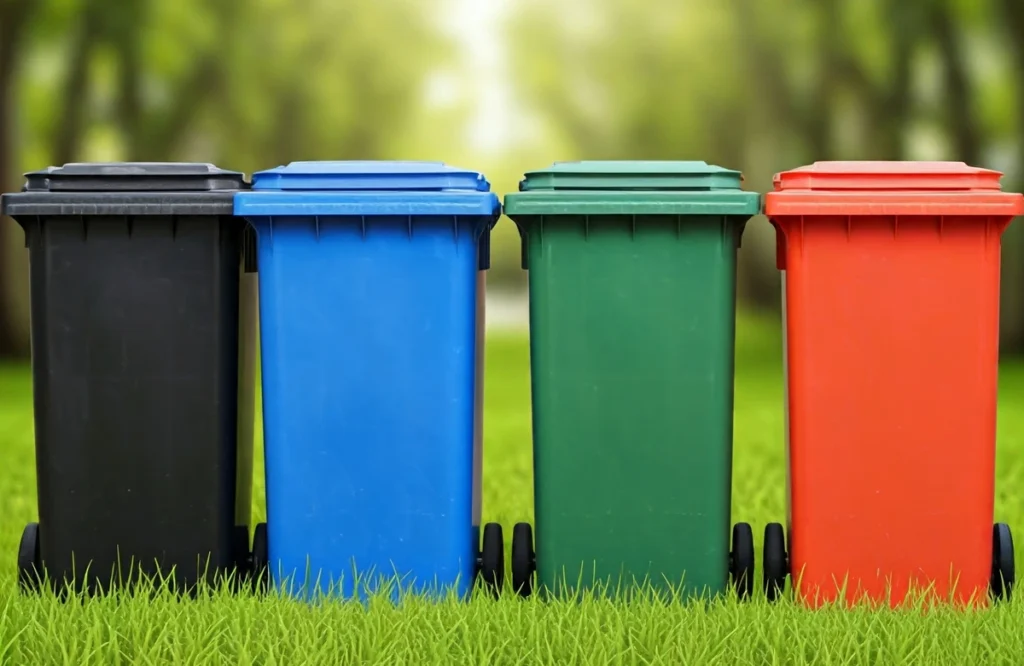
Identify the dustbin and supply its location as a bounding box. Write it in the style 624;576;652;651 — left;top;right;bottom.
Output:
234;161;502;601
1;162;257;594
761;161;1023;608
503;161;760;600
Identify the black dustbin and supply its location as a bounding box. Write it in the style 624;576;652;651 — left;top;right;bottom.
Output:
1;163;257;594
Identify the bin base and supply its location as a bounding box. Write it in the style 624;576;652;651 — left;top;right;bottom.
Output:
766;521;1016;605
252;521;508;600
18;521;253;597
513;521;751;601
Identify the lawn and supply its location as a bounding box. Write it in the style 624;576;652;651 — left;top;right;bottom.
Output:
3;312;1024;664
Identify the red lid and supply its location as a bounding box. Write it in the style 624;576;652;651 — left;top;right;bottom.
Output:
765;161;1024;217
773;161;1003;191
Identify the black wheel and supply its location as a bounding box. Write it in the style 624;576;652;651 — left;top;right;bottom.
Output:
251;522;269;593
730;522;755;600
511;522;535;598
991;523;1015;601
233;525;250;585
763;522;788;602
17;523;41;593
478;523;505;597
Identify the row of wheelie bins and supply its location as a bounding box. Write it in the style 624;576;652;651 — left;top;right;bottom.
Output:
2;159;1020;608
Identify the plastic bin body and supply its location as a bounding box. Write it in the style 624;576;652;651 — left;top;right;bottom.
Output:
504;161;759;598
765;161;1024;608
235;161;498;601
0;163;256;593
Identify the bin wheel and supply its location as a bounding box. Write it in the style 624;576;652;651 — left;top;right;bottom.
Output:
251;522;269;593
233;525;250;584
729;522;755;600
478;523;505;598
991;523;1015;601
511;522;535;598
763;522;789;602
17;523;41;593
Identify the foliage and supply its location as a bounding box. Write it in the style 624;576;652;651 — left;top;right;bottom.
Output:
506;0;752;167
504;0;1024;347
0;0;463;358
11;0;453;170
6;0;1024;353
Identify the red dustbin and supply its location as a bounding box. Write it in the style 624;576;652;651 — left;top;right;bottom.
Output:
761;161;1024;608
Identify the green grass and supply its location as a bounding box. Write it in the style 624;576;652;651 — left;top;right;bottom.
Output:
3;311;1024;663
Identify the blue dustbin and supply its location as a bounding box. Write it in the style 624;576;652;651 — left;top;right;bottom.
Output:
235;161;504;600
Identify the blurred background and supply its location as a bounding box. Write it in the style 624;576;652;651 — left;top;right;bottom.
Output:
2;0;1024;359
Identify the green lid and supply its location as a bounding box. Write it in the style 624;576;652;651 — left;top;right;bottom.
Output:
519;160;743;191
505;161;760;217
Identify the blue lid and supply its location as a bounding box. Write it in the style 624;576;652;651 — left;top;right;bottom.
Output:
251;161;492;192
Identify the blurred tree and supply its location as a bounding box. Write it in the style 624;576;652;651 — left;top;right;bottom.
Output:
931;0;980;165
204;0;450;173
50;0;100;164
0;0;36;358
998;0;1024;352
6;0;1024;354
1003;0;1024;169
509;0;751;165
508;0;1024;355
507;0;783;306
0;0;451;359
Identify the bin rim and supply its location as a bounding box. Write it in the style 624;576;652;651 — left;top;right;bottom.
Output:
249;161;494;193
516;160;747;192
503;189;760;219
18;162;248;193
1;192;245;219
765;161;1024;217
234;190;501;220
764;191;1024;218
772;161;1003;192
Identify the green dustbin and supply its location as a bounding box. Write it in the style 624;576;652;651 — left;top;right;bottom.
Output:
503;161;760;601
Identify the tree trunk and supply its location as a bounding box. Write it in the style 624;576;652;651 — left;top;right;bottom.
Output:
113;0;145;160
999;0;1024;355
729;0;801;133
142;0;240;159
52;0;106;165
931;0;980;165
728;0;799;313
0;0;35;359
877;0;915;161
807;0;840;160
832;0;916;160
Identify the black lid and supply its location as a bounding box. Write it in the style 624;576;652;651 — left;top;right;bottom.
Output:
23;162;247;192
